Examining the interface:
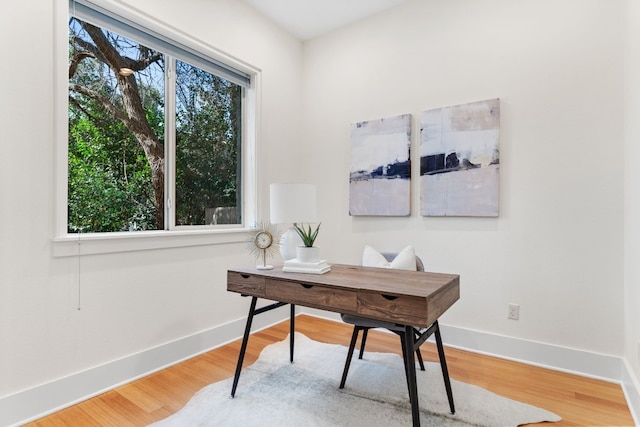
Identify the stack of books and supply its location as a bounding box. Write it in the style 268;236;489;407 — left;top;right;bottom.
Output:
282;259;331;274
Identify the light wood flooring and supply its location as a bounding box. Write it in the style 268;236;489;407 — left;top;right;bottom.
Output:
26;315;635;426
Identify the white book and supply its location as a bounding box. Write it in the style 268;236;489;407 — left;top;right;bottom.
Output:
283;259;329;269
282;265;332;274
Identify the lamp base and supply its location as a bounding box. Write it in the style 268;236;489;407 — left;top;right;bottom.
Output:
279;227;303;261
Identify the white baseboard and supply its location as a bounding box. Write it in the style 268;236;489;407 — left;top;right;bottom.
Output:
438;324;623;382
3;309;639;426
622;359;640;426
0;307;289;427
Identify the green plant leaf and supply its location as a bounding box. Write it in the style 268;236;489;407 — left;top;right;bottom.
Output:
293;222;321;247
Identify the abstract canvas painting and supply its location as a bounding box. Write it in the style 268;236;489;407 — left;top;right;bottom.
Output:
349;114;411;216
420;98;500;217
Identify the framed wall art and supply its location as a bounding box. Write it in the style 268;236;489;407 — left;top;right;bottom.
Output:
349;114;411;216
420;98;500;217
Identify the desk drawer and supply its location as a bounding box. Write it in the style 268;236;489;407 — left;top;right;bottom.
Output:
357;293;428;327
265;279;356;312
227;272;266;297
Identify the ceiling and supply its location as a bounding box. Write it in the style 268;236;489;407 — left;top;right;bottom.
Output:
242;0;411;40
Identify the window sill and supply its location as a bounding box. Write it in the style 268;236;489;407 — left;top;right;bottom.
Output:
52;227;250;257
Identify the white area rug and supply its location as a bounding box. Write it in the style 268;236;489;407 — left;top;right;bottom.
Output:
151;333;561;426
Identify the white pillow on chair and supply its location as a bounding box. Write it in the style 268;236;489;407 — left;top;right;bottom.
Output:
362;245;417;271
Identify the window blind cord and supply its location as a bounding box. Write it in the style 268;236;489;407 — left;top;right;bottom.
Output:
77;236;82;311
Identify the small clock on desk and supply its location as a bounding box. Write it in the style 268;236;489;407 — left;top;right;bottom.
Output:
248;222;279;270
255;230;273;251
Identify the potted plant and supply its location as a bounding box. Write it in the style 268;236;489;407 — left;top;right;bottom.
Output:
293;222;321;263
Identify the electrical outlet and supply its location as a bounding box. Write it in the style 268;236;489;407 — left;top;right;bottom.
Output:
507;303;519;320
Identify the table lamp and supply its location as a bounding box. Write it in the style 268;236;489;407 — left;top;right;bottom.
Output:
270;183;317;261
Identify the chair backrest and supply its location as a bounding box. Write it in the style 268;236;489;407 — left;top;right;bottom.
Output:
381;252;424;271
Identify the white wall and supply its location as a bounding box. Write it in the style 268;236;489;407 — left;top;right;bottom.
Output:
1;0;638;424
0;0;305;422
303;0;625;354
624;0;640;414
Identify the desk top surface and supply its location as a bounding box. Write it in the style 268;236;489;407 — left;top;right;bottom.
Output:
228;263;459;299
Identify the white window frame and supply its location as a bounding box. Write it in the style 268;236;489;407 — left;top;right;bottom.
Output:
52;0;259;256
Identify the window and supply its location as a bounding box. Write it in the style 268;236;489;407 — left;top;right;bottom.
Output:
66;1;253;235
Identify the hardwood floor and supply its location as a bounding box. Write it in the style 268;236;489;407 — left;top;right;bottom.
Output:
26;315;635;426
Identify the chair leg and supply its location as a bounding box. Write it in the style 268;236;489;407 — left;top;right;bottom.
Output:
415;348;426;371
340;326;361;389
434;321;455;414
358;328;369;359
413;328;426;371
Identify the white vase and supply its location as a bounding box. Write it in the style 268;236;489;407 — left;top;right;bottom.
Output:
279;227;303;261
296;246;320;263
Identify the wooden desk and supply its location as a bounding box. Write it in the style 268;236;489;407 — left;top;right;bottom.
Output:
227;264;460;427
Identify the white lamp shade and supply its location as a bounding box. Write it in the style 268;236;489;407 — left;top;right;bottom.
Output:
270;183;317;224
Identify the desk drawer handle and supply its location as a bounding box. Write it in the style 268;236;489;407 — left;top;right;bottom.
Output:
382;294;398;301
241;274;251;279
300;284;314;289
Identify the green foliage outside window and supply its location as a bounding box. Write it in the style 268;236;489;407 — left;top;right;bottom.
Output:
68;16;241;233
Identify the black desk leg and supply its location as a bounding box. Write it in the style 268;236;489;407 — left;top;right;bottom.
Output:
434;321;455;414
290;304;295;363
230;296;258;398
403;325;421;427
